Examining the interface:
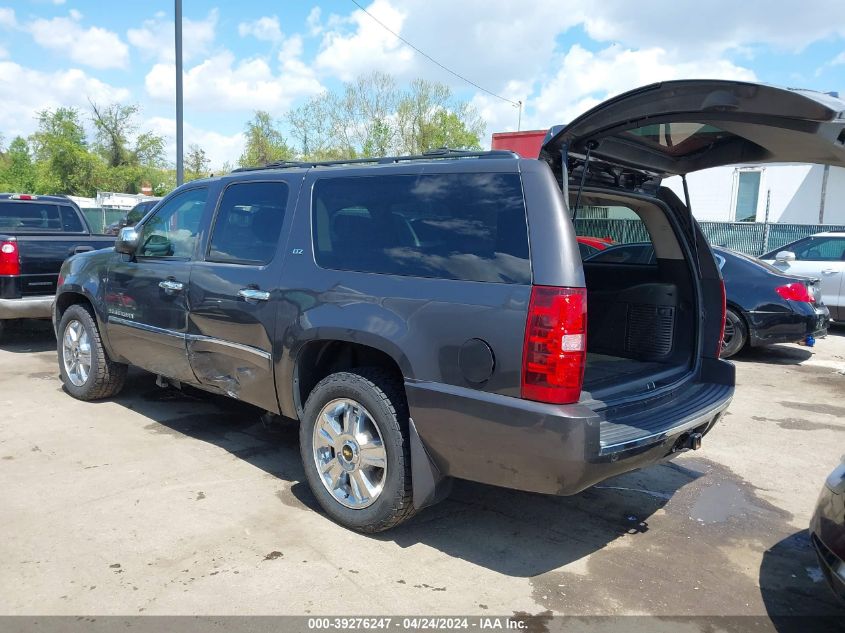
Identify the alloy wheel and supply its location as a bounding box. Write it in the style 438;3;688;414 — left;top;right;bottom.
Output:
62;319;92;387
312;398;387;509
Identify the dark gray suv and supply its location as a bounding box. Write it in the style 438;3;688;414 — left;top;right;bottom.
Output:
54;80;845;532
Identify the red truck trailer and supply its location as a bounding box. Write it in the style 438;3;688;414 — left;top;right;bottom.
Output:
491;130;547;158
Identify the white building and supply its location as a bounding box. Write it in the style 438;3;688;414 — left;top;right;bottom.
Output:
664;164;845;225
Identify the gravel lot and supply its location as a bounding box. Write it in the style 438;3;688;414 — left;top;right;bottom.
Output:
1;319;844;620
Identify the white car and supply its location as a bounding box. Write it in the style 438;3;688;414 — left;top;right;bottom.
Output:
761;231;845;320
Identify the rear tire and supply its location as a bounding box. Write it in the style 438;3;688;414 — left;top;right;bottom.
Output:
721;307;748;359
300;367;415;533
58;304;127;400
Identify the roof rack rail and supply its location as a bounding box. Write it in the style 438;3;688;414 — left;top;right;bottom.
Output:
232;147;520;173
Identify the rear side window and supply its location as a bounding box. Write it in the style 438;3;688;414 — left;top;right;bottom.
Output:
60;206;84;232
575;204;655;265
208;181;289;265
312;173;530;283
0;202;83;232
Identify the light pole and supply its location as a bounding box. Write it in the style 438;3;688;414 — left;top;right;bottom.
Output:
175;0;184;186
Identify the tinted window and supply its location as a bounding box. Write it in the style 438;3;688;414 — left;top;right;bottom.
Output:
790;236;845;261
312;173;530;283
208;181;288;265
0;202;83;232
622;123;733;157
138;187;207;258
586;243;655;265
126;201;156;225
578;242;600;259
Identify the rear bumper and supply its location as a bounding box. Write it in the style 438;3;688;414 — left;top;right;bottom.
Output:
407;361;734;496
0;295;54;320
748;304;829;347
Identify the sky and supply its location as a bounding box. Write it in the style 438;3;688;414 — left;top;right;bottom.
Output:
0;0;843;169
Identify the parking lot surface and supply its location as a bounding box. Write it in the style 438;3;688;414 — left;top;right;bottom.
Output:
1;320;844;620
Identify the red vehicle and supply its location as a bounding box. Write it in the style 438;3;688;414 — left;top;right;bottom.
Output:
576;235;614;258
491;130;547;158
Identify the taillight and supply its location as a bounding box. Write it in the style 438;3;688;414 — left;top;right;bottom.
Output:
775;282;813;303
521;286;587;404
717;279;726;357
0;239;20;275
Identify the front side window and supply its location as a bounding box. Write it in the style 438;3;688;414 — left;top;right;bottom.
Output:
208;181;289;265
137;187;207;258
790;236;845;261
312;173;530;284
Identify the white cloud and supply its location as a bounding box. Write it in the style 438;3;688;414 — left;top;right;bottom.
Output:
27;11;129;69
0;61;130;138
238;15;282;43
831;51;845;66
127;9;218;63
529;44;757;129
580;0;845;54
313;1;582;88
53;0;66;5
306;7;323;36
146;116;245;170
314;0;415;81
0;7;16;29
0;45;7;59
145;49;323;113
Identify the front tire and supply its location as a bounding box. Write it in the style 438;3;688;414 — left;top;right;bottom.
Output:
300;368;414;533
58;304;127;400
721;307;748;359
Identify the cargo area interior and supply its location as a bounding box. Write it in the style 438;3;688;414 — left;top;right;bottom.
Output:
576;192;697;401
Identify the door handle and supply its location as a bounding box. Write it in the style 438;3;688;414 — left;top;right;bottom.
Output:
158;279;184;293
71;245;94;255
821;268;838;275
238;288;270;302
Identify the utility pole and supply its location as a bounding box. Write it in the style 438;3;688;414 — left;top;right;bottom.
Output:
175;0;184;186
819;164;830;224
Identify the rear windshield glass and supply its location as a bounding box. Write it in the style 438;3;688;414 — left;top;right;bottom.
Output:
312;173;530;283
0;202;84;232
622;123;733;157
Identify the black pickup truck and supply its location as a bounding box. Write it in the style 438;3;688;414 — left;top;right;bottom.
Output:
0;194;114;338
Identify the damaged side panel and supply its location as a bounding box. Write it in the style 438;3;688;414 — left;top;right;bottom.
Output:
187;336;276;409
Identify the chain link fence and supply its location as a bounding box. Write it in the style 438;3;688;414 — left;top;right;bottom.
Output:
574;219;845;257
81;208;127;234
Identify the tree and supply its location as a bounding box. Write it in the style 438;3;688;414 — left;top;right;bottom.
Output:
30;107;98;196
287;73;484;160
90;102;166;170
90;102;138;168
185;144;210;181
397;79;484;154
239;111;293;167
0;136;36;193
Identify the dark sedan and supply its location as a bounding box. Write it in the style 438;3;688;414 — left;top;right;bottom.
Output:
811;461;845;604
584;244;830;358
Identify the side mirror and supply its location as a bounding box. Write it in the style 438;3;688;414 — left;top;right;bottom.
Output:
115;226;140;255
775;250;796;263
